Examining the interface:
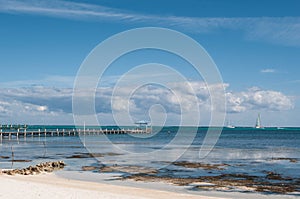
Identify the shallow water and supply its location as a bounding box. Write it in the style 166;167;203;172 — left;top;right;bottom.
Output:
1;126;300;195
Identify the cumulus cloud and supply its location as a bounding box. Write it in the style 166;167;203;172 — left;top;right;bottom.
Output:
0;82;294;124
226;87;294;113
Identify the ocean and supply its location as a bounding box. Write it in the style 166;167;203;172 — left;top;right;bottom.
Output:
1;126;300;196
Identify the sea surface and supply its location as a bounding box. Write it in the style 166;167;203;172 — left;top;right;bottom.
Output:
1;126;300;197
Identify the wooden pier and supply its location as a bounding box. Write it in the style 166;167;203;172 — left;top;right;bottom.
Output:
0;128;151;139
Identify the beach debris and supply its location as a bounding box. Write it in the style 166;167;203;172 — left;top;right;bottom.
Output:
1;161;66;175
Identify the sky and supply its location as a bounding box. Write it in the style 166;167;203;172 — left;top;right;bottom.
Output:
0;0;299;126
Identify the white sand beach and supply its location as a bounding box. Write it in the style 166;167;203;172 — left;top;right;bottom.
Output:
0;173;224;199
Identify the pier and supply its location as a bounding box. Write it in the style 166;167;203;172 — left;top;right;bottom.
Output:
0;128;151;139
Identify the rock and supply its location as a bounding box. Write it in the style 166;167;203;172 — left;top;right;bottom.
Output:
25;170;31;175
1;161;66;176
7;170;15;175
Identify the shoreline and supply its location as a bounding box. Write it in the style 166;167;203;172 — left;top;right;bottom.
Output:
1;172;299;199
0;172;224;199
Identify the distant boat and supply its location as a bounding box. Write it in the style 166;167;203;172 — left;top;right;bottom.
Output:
255;113;263;129
226;120;235;129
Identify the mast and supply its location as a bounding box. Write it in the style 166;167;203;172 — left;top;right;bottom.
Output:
83;121;86;133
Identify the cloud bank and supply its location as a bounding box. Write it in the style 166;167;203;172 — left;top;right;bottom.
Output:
0;82;293;125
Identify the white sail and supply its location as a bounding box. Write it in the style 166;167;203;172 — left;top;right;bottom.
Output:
255;113;263;128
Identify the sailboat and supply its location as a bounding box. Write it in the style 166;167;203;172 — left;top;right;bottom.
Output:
255;113;263;129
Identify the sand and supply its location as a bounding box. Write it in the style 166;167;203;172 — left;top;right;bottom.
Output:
0;173;225;199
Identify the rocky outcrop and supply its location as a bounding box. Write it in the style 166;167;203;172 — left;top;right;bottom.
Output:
1;161;66;175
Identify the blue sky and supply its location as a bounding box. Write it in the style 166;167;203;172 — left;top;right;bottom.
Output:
0;0;299;126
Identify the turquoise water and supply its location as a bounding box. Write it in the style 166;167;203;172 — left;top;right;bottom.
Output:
1;126;300;194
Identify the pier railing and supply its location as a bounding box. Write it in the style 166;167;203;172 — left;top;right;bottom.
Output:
0;128;150;139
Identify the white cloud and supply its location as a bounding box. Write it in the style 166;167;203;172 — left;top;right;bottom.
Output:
226;87;294;113
226;92;247;113
260;68;276;73
0;0;300;46
0;82;294;125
